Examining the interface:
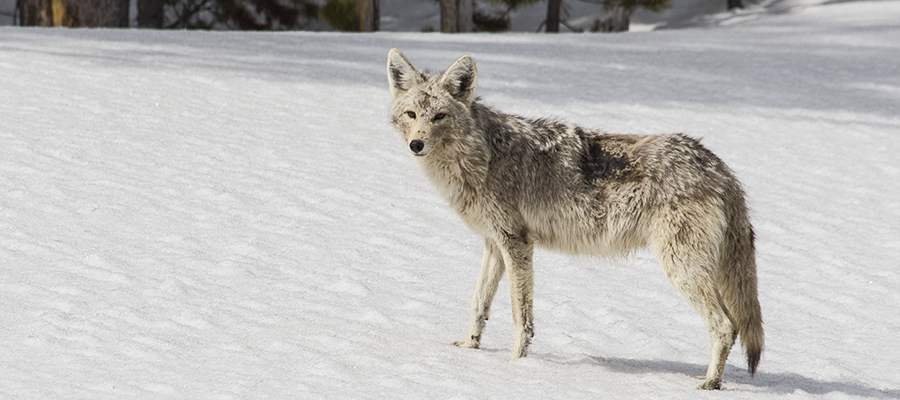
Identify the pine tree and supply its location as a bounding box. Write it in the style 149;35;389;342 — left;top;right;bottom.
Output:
474;0;542;32
162;0;318;29
320;0;357;31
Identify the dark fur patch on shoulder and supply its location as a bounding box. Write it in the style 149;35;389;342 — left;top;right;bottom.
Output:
578;131;639;184
585;146;630;179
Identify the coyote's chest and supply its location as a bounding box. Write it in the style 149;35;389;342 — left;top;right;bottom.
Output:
423;162;497;238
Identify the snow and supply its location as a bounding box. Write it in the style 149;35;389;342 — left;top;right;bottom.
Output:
2;1;899;398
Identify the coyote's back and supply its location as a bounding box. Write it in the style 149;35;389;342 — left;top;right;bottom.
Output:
385;48;763;390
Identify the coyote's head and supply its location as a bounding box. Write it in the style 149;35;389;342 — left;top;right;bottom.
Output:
386;49;477;157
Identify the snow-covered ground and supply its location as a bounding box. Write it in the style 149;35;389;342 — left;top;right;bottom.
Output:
2;1;899;398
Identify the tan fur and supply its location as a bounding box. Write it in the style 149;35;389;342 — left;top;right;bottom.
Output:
386;49;763;390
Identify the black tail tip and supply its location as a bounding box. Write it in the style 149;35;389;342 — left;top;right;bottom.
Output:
748;352;761;376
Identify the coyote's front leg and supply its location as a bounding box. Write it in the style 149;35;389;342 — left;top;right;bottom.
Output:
497;232;535;359
454;238;505;349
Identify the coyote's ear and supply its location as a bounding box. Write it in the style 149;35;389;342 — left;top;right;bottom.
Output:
439;55;477;106
387;49;424;99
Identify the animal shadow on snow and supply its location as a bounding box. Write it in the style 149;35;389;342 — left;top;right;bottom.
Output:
568;355;898;397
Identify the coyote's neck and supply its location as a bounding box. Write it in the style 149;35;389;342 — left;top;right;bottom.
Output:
417;104;492;211
418;149;486;211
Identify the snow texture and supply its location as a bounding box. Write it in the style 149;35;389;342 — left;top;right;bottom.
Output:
1;1;899;398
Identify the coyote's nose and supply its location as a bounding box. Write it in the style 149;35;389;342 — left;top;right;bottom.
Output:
409;140;425;154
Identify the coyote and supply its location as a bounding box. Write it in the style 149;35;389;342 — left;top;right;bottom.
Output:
385;49;763;390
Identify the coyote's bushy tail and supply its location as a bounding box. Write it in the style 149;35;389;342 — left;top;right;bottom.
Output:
719;194;764;376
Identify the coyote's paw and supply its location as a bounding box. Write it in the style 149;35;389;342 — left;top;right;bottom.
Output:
452;336;480;349
696;377;722;390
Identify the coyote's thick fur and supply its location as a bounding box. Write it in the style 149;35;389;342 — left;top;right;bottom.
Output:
386;49;763;390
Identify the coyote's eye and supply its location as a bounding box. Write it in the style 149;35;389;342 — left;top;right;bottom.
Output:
406;111;416;119
434;113;446;121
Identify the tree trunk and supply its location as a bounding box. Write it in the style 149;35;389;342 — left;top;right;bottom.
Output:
439;0;457;32
69;0;130;26
456;0;471;32
116;0;129;26
137;0;163;27
356;0;378;31
440;0;471;33
545;0;560;32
